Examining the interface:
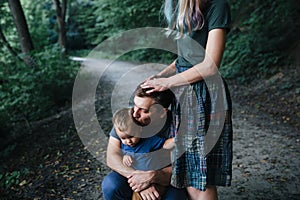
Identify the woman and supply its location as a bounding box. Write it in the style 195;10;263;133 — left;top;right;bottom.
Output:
141;0;233;199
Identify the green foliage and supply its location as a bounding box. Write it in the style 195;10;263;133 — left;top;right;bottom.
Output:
0;2;19;51
5;0;170;61
0;171;20;189
0;169;29;189
0;45;79;127
1;0;298;133
94;0;162;42
120;49;176;63
221;0;300;82
62;0;103;49
21;0;52;49
66;0;163;47
19;0;164;50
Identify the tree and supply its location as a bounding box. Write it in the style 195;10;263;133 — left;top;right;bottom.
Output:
7;0;34;54
52;0;67;54
7;0;35;67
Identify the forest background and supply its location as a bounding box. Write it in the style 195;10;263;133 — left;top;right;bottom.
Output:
0;0;299;198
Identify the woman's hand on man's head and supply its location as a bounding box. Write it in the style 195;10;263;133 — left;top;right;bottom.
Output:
140;78;170;93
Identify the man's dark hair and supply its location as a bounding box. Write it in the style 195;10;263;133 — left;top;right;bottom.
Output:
134;84;175;109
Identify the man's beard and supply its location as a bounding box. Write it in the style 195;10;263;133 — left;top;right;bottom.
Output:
135;115;167;138
130;107;149;126
132;116;149;127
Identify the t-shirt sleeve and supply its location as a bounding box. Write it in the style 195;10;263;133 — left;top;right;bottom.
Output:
150;136;166;151
207;0;231;32
109;127;120;140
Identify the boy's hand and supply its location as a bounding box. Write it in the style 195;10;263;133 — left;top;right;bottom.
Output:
123;155;133;167
163;138;175;150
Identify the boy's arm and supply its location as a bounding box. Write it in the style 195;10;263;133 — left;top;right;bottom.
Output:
123;154;133;167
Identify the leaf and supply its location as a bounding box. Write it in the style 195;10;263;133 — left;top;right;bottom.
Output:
19;180;27;186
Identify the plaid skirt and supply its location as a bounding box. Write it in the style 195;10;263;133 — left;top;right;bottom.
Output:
170;65;233;191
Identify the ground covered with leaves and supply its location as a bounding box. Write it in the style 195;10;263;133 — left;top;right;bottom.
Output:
229;65;300;132
0;64;299;200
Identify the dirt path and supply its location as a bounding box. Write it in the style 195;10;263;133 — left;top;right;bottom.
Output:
1;60;299;200
219;103;300;200
96;59;300;200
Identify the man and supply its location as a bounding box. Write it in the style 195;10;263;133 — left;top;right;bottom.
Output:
102;85;187;200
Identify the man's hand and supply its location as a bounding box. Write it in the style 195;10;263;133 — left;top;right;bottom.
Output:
127;170;155;192
139;184;161;200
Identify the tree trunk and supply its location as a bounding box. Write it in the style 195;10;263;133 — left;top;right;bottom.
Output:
52;0;67;54
7;0;34;54
7;0;35;67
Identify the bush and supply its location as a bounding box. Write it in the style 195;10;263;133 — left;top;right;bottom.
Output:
0;168;29;190
221;0;300;82
0;45;80;129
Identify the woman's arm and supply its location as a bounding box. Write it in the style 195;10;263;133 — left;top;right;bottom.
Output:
142;28;227;92
146;60;176;82
156;60;177;78
168;28;226;86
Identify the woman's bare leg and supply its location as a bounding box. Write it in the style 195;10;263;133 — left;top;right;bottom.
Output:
187;185;218;200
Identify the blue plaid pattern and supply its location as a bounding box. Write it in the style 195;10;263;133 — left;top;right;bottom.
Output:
170;65;233;191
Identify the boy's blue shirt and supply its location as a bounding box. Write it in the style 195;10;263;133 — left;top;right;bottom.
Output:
121;135;166;153
109;111;173;170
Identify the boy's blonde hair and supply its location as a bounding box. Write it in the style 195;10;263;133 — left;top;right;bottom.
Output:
113;108;140;134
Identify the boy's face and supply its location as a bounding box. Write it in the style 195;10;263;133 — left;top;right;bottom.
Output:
115;127;140;147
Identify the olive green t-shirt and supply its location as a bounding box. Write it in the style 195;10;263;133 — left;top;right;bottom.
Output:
176;0;231;67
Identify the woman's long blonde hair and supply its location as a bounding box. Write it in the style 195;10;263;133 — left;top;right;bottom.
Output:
164;0;206;36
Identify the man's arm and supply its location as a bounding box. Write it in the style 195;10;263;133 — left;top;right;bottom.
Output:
128;165;172;192
107;131;172;195
152;165;172;186
106;136;135;177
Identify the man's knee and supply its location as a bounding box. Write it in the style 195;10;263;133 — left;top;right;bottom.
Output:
102;171;132;200
102;173;118;195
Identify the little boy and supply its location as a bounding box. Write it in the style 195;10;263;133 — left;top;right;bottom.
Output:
112;108;174;199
